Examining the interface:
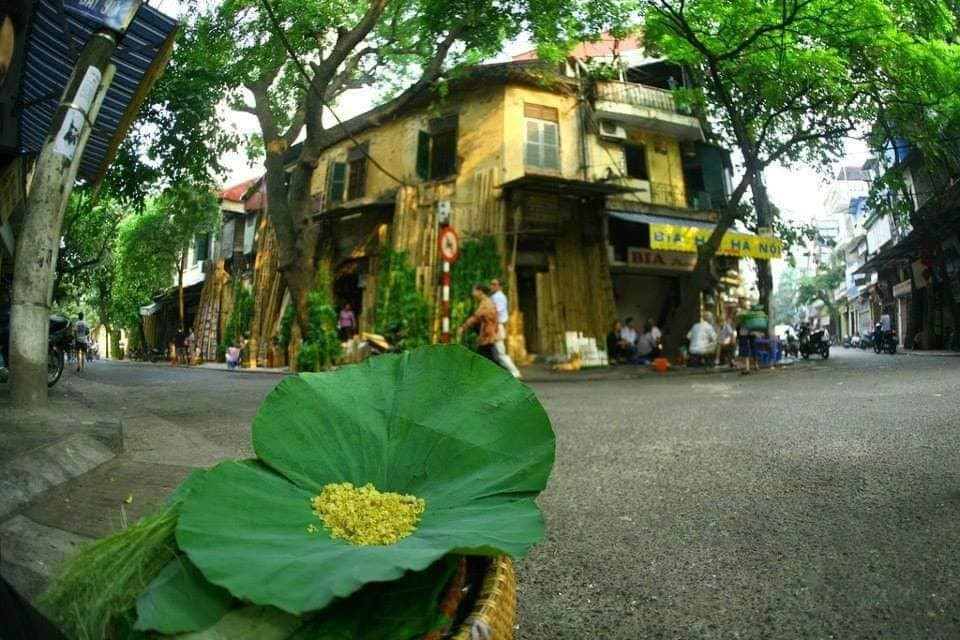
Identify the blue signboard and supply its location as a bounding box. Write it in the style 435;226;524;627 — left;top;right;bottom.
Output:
64;0;141;33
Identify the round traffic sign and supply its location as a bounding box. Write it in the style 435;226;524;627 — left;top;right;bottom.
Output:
438;226;460;262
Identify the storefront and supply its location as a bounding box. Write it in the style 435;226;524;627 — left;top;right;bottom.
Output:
607;211;782;327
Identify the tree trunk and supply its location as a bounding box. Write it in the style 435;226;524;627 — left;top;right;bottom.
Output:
137;315;148;353
749;172;775;326
8;33;117;406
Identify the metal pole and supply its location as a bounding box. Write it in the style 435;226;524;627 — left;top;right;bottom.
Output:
441;260;451;343
8;29;119;406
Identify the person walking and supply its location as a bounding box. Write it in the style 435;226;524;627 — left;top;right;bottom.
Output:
489;278;522;378
456;284;500;366
338;303;357;341
73;312;89;373
225;342;241;370
186;328;197;366
174;326;186;365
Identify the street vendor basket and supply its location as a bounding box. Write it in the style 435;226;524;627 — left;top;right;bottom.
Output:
451;557;517;640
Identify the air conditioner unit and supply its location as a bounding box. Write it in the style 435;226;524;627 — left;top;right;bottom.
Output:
598;120;628;141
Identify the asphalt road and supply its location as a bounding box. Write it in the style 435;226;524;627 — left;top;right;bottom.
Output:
43;350;960;638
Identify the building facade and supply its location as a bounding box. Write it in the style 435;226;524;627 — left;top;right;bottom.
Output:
196;53;782;366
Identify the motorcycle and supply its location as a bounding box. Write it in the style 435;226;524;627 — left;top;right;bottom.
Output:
0;305;73;387
782;331;800;358
858;332;874;350
797;323;830;359
876;328;898;355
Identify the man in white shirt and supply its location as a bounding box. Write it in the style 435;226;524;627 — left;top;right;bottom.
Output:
620;317;639;345
489;279;522;378
687;311;718;366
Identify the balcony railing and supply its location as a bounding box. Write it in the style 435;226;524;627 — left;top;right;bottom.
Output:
595;81;680;113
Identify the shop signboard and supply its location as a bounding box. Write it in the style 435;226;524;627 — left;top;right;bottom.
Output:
65;0;141;32
892;280;912;298
649;223;783;259
627;247;697;272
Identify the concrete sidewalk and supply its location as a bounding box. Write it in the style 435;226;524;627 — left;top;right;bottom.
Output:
0;387;126;600
116;358;289;374
519;357;805;383
900;348;960;357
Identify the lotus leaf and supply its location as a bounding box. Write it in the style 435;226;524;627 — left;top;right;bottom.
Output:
176;346;554;614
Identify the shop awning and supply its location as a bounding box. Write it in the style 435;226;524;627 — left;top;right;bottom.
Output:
499;175;640;197
608;210;783;259
20;0;178;184
854;234;919;274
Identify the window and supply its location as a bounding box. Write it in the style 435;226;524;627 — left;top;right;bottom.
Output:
328;161;346;203
416;115;459;180
625;143;649;180
524;104;559;171
194;232;210;263
243;213;258;254
346;143;368;200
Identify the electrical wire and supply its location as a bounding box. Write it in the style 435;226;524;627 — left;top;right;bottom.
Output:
259;0;410;188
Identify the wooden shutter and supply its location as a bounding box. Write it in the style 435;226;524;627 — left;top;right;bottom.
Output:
329;162;346;202
541;121;559;170
416;131;430;179
195;232;209;262
524;103;558;122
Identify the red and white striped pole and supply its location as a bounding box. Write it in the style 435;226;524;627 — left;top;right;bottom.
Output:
441;260;451;343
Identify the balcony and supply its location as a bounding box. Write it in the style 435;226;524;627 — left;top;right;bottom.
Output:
594;81;704;142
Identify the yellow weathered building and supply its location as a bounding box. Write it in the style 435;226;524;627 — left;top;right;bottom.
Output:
204;55;773;366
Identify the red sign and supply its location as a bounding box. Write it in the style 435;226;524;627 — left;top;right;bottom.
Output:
627;247;697;272
439;227;460;263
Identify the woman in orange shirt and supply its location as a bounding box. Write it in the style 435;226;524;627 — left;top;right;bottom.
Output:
456;284;501;365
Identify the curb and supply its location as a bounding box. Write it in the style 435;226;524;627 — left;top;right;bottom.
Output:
519;359;804;383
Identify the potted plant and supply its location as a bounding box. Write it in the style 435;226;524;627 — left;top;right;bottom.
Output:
41;345;555;639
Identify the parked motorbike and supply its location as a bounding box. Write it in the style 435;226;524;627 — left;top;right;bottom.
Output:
876;328;898;355
0;305;72;387
858;332;874;350
797;323;830;359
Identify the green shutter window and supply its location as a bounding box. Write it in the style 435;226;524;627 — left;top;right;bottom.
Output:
195;233;209;262
416;131;430;179
329;162;346;202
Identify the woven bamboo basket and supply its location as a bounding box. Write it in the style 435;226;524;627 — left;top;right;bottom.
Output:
451;557;516;640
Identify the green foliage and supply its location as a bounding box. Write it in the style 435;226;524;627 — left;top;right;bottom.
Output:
39;507;179;640
305;289;341;367
795;261;845;314
771;266;801;326
135;557;232;634
375;248;431;350
111;182;219;333
220;280;254;362
293;266;342;371
175;346;554;615
278;304;295;351
294;342;320;373
449;236;502;349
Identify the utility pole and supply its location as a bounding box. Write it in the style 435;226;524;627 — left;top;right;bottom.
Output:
8;29;119;406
